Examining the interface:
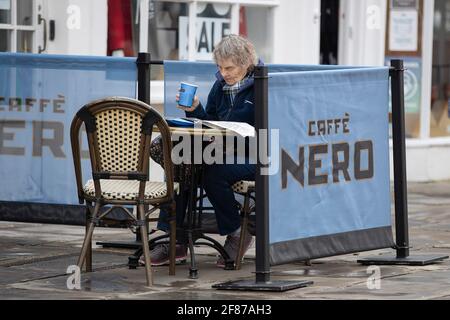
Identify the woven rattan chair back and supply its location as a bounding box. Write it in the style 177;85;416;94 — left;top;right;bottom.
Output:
70;96;175;205
95;107;143;173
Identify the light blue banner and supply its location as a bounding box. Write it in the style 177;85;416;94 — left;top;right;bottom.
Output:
163;61;361;117
0;53;136;205
268;67;392;245
164;60;217;117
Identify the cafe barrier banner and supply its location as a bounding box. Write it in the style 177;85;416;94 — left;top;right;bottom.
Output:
163;61;394;264
163;61;362;118
268;68;394;265
0;53;136;205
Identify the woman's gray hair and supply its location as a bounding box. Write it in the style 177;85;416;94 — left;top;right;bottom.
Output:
213;34;258;73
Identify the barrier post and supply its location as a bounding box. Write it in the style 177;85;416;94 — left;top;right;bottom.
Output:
213;66;313;291
137;52;151;105
254;65;271;283
358;59;448;266
391;59;409;259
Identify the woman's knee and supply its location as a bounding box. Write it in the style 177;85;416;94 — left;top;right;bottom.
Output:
202;165;229;189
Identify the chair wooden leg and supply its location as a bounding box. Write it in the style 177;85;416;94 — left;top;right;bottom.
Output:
138;204;153;286
235;193;251;270
85;205;92;272
77;201;100;272
169;202;176;276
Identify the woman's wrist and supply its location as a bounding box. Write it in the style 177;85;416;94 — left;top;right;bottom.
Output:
191;95;200;109
176;96;200;113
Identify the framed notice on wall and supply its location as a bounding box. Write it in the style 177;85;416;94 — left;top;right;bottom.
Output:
391;0;419;9
386;0;423;56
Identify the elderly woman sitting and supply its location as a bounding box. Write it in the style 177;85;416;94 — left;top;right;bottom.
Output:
145;34;258;267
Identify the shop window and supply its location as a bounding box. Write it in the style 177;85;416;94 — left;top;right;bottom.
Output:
0;30;11;51
107;0;136;57
107;1;273;80
128;1;233;63
17;30;33;52
386;0;424;138
146;1;187;61
431;0;450;137
119;1;233;79
179;3;231;61
17;0;32;25
0;0;11;24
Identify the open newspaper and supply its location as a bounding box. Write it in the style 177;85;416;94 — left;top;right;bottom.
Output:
201;120;255;138
166;117;255;138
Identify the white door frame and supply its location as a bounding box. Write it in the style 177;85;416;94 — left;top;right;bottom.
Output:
338;0;387;66
272;0;320;64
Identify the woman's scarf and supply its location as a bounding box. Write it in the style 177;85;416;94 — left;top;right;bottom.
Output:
222;72;252;107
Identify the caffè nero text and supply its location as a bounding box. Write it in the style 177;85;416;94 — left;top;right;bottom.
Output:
282;113;374;188
0;95;74;158
0;95;66;114
308;113;350;137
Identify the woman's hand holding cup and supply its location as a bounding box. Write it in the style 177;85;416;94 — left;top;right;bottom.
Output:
176;93;199;112
176;82;199;112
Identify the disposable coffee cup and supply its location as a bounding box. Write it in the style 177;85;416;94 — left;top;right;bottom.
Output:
178;82;198;107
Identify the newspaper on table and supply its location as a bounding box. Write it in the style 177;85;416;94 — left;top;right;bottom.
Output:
201;120;256;138
166;117;256;138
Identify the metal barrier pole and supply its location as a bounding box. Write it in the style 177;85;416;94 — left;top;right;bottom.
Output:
358;60;448;266
137;52;151;104
390;59;410;258
254;65;271;283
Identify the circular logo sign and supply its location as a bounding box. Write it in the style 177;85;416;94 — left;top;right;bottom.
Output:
404;69;418;101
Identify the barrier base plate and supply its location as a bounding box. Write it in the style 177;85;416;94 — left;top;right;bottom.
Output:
357;254;448;266
212;280;313;292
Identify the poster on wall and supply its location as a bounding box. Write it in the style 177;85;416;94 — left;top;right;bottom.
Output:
178;4;232;61
386;56;422;114
386;0;422;57
389;10;419;52
178;16;230;61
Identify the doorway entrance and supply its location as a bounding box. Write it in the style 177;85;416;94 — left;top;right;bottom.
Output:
320;0;340;65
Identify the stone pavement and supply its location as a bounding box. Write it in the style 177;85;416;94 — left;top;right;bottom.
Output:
1;181;450;300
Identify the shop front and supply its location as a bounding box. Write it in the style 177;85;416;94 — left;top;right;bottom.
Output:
1;0;449;181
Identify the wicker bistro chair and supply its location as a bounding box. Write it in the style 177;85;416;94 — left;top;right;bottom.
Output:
231;180;255;270
70;97;178;286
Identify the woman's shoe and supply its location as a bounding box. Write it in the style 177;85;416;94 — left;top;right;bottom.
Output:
216;233;254;268
139;243;187;266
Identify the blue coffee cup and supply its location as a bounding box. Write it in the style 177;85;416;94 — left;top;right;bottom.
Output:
178;82;198;107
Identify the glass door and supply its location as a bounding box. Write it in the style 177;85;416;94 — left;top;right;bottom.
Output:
0;0;43;53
